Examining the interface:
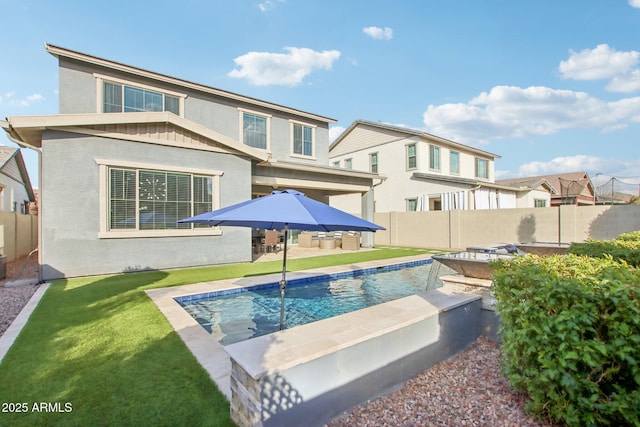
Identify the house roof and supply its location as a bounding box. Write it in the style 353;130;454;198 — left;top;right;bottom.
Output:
0;146;35;201
497;172;593;197
1;112;270;162
45;43;337;125
492;177;558;194
2;114;383;195
330;119;501;159
412;172;546;192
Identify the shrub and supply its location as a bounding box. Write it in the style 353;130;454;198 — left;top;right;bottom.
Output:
614;231;640;242
569;232;640;267
492;254;640;426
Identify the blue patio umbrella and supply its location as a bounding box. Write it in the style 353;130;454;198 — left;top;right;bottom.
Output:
178;189;385;330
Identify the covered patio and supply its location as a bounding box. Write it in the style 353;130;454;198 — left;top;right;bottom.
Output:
251;158;384;248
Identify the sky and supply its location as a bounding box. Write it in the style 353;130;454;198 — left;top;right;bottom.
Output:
2;0;640;192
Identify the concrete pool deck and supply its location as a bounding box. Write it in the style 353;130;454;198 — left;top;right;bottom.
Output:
145;253;482;414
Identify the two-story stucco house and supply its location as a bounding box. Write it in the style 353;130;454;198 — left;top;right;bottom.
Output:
1;44;379;280
329;120;553;213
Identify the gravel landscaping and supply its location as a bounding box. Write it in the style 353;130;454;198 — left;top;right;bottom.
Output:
327;336;561;427
0;254;40;337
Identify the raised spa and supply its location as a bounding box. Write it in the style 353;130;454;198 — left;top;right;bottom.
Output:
431;251;514;280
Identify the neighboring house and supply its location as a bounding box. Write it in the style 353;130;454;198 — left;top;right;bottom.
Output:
329;120;550;213
491;177;557;208
0;146;35;214
497;172;595;206
1;44;379;280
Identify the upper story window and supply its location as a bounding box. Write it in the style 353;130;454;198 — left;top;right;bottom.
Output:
476;157;489;179
535;199;547;208
406;198;417;212
429;145;440;171
241;110;270;150
369;153;378;173
103;81;180;115
406;144;417;170
291;122;315;157
344;158;352;169
450;151;460;174
333;161;340;168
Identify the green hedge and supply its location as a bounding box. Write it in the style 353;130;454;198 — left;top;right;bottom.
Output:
569;231;640;267
492;254;640;426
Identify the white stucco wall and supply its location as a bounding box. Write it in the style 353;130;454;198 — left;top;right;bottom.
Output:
330;132;496;213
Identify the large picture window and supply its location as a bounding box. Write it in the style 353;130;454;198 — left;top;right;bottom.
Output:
109;167;212;231
242;112;268;150
103;82;180;115
292;123;314;157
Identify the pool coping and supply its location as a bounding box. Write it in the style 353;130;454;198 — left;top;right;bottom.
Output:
145;254;450;399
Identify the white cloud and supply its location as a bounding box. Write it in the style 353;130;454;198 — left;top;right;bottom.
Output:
422;85;640;145
363;26;393;40
498;155;640;181
559;44;640;93
517;155;610;176
606;69;640;93
257;0;284;12
329;126;346;143
630;0;640;8
0;91;44;107
228;47;341;87
559;44;639;81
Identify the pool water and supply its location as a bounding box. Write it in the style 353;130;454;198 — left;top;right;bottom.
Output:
177;261;451;345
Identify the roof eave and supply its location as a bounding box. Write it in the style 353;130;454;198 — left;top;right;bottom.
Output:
3;112;270;162
259;159;386;181
45;43;337;125
330;119;501;159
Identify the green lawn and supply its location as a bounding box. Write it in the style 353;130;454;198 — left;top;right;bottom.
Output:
0;247;430;426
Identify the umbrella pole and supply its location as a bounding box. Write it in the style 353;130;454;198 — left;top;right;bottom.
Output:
279;224;289;331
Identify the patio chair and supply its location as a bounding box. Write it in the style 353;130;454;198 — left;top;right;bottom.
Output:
263;230;281;253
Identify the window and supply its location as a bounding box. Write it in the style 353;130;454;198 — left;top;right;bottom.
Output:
103;82;180;115
429;145;440;170
333;161;340;168
242;112;269;150
406;198;417;211
450;151;460;174
475;158;489;179
369;153;378;173
406;144;417;169
344;158;352;169
535;199;547;208
109;167;213;231
292;123;314;157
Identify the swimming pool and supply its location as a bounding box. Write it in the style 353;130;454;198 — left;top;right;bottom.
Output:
176;260;454;345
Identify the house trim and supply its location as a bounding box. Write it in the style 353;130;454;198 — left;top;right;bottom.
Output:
93;72;188;117
3;112;270;161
